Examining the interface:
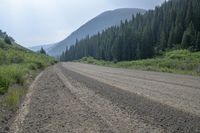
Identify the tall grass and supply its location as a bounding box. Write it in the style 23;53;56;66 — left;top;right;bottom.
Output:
0;40;56;95
80;50;200;76
0;65;27;94
5;88;26;109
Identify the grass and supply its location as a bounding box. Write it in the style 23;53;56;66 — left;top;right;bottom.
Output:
0;36;56;125
80;50;200;76
0;65;27;94
0;39;56;95
4;88;26;109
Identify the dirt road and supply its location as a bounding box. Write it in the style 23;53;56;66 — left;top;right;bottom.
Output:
9;63;200;133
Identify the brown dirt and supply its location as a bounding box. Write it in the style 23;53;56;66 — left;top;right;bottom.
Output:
8;63;200;133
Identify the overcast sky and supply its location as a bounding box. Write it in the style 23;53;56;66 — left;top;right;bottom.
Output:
0;0;165;47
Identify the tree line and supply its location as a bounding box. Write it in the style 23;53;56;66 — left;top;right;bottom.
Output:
0;30;15;45
60;0;200;62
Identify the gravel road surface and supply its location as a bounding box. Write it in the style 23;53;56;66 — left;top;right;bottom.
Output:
9;63;200;133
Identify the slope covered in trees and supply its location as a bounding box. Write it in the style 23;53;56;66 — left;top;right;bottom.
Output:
47;8;146;57
60;0;200;62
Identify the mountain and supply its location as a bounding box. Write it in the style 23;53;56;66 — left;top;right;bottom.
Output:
60;0;200;62
47;8;146;57
29;44;54;52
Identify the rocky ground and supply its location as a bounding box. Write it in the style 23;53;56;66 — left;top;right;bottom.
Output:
7;63;200;133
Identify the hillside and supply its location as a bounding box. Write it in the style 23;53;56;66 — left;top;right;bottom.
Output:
0;31;56;131
61;0;200;62
47;8;146;57
0;36;55;95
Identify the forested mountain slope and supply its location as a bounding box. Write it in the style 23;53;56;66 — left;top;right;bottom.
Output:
47;8;146;57
60;0;200;61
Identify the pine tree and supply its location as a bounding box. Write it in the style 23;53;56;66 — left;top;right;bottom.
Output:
181;32;191;48
39;47;46;55
168;25;175;48
181;22;196;48
136;43;141;59
160;31;167;50
174;23;184;44
4;35;12;45
60;0;200;61
196;32;200;50
185;0;193;26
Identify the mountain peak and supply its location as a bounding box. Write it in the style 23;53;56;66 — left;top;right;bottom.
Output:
43;8;146;57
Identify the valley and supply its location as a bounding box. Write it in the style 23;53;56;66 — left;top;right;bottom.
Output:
0;0;200;132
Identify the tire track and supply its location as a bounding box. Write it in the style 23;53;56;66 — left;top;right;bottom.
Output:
9;72;44;133
59;64;200;132
55;66;165;133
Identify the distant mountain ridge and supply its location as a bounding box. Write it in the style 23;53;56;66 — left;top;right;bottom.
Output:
29;44;54;52
45;8;146;57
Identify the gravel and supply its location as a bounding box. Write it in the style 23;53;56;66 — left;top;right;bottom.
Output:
9;63;200;133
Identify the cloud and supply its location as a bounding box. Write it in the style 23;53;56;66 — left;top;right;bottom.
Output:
0;0;165;47
108;0;165;9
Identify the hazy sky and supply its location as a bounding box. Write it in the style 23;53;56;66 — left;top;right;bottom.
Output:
0;0;165;47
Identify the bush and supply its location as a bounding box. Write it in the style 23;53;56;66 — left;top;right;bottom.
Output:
165;50;190;60
80;50;200;76
0;76;10;94
197;64;200;75
5;88;26;108
4;36;12;45
11;55;24;64
27;63;38;70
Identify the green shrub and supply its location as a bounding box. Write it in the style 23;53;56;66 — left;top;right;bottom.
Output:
80;50;200;76
27;63;38;70
5;88;26;108
165;50;191;60
35;62;45;69
0;76;10;94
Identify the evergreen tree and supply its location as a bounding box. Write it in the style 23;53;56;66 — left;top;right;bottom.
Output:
160;31;167;50
181;32;191;48
196;32;200;50
39;47;46;55
136;43;141;59
185;1;193;26
168;25;175;48
4;35;12;45
60;0;200;62
181;22;196;48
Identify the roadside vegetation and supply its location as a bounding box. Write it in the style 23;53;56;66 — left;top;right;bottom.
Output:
80;50;200;76
0;36;56;110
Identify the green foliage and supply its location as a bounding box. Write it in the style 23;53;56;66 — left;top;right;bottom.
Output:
5;88;26;108
196;32;200;50
0;65;27;94
39;47;47;55
181;22;196;49
0;39;56;95
0;75;10;94
80;50;200;76
61;0;200;62
4;35;12;45
80;57;113;66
